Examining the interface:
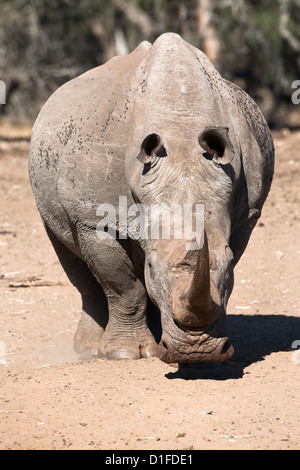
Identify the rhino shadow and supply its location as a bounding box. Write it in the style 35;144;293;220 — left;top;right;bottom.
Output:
165;314;300;380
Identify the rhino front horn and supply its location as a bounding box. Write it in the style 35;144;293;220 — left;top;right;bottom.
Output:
198;126;234;165
185;230;221;325
172;231;221;328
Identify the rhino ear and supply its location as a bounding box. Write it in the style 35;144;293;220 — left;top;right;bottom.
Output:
137;133;167;164
198;127;234;165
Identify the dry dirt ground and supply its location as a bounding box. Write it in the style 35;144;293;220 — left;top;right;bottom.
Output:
0;129;299;451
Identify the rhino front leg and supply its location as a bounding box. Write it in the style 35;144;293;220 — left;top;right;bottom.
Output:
79;233;158;360
100;280;157;360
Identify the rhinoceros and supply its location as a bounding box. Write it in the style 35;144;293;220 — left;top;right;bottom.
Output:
29;33;274;364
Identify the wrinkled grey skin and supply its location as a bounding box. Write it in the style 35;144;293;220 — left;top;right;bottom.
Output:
29;34;274;364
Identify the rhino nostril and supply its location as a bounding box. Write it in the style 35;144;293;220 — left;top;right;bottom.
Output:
158;340;168;351
221;340;232;356
157;340;170;362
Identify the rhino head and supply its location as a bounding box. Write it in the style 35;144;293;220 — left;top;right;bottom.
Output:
126;126;238;364
122;33;275;364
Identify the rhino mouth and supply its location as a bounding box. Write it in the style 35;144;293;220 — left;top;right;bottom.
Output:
157;314;234;364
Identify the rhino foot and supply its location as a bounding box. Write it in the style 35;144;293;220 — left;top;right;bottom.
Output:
73;311;105;360
74;319;158;360
98;333;158;360
105;345;156;360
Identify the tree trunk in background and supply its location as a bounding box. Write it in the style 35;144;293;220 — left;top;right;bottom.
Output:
88;18;116;63
197;0;220;66
278;0;300;69
111;0;157;38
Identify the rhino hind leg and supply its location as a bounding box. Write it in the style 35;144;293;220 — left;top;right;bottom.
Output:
46;226;108;359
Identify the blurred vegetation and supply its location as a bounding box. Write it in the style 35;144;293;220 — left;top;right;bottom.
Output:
0;0;299;127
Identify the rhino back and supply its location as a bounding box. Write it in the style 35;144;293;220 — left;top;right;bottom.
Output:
29;41;151;246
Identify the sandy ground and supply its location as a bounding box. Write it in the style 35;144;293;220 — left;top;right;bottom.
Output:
0;129;299;451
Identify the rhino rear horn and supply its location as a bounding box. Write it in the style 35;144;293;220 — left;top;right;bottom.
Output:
137;133;167;164
198;127;234;165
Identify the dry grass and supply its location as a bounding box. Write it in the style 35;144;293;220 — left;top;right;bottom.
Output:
0;118;33;140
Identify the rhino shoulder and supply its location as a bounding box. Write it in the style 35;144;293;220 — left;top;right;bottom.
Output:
225;80;274;163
